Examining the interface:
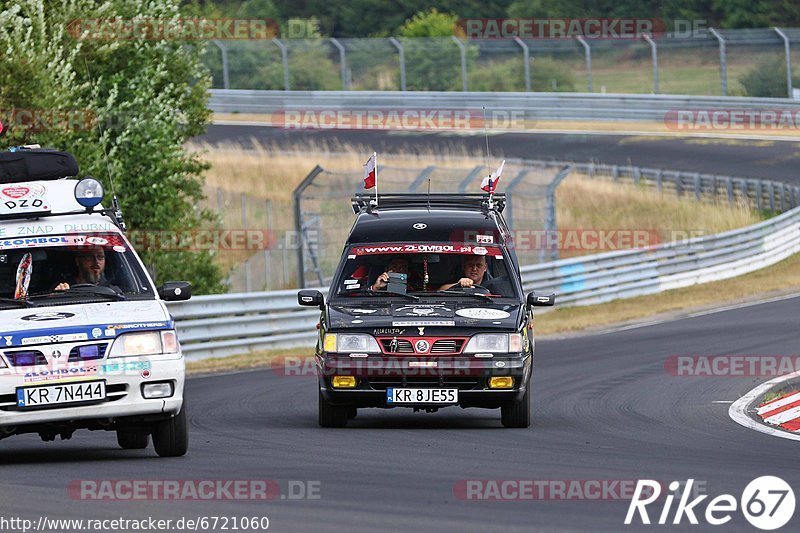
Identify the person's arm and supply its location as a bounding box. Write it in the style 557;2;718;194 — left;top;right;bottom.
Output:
371;271;390;291
438;278;473;290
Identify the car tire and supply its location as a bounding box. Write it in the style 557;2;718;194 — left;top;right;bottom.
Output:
152;404;189;457
116;429;149;449
347;407;358;419
501;383;531;428
319;391;348;427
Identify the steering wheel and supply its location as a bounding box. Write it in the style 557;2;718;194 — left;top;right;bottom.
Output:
69;283;96;289
442;284;490;294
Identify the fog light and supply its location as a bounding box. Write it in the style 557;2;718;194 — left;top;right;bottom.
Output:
331;376;357;388
489;376;514;389
142;382;174;399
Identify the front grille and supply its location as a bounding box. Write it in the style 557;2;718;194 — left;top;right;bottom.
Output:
379;339;414;353
378;337;467;355
4;351;47;367
367;377;481;391
430;339;465;354
68;343;108;362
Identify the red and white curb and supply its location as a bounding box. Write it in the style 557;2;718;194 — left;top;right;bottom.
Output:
729;370;800;441
757;391;800;431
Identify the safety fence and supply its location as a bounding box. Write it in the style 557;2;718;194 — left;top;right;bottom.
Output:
203;28;800;97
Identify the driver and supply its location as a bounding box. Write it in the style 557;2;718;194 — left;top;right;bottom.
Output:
439;255;487;290
55;247;117;291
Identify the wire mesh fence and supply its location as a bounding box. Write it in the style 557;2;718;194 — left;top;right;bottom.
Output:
203;28;800;97
292;161;561;287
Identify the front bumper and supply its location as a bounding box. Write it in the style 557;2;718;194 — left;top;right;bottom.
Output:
0;354;184;428
318;353;531;408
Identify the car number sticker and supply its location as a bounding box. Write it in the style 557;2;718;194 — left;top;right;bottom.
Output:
455;308;511;320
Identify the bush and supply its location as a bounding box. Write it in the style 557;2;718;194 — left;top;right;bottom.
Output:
739;56;799;97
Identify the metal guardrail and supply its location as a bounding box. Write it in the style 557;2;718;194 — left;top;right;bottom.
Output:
168;203;800;360
208;89;800;123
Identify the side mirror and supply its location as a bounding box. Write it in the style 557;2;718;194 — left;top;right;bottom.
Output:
527;291;555;307
159;281;191;301
298;289;324;309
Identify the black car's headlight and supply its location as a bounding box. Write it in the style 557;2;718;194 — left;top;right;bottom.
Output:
323;333;381;354
464;333;522;354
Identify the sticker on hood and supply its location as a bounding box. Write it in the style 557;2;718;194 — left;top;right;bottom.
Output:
455;308;510;320
21;311;75;321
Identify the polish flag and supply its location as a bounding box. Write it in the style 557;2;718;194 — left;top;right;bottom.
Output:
363;152;377;189
480;160;505;192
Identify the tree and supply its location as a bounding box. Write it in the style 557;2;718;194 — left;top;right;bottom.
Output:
0;0;226;293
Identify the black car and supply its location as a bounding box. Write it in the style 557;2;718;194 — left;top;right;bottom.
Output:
298;193;554;427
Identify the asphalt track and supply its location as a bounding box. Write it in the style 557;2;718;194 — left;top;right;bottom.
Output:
200;126;800;181
2;295;799;532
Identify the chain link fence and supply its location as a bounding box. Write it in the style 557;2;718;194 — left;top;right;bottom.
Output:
292;161;564;287
202;28;800;97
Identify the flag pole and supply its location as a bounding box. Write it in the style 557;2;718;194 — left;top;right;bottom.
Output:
373;151;378;207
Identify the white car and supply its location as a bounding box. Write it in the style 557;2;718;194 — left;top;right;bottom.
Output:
0;147;190;457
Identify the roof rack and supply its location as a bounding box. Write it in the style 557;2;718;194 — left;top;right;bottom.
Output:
351;193;506;214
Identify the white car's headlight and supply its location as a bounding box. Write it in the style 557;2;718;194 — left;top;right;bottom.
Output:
323;333;381;353
108;331;179;358
464;333;522;354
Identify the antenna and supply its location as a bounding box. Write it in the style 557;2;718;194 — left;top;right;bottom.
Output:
427;178;431;211
482;106;491;170
83;56;125;231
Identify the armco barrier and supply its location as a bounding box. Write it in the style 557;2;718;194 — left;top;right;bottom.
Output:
168;204;800;360
209;89;800;124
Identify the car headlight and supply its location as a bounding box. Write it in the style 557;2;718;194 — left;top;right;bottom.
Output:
323;333;381;354
464;333;522;354
108;331;179;358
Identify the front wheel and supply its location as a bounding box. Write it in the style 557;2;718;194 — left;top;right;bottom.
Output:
501;384;531;428
319;391;348;427
152;403;188;457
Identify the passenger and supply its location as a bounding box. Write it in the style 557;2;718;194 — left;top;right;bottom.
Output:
438;255;488;290
371;256;419;291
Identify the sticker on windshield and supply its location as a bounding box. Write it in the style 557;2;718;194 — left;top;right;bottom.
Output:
455;308;511;320
476;235;494;244
351;244;502;256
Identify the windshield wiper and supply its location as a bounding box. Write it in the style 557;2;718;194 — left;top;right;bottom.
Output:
437;291;497;301
32;288;127;301
339;288;419;300
0;297;37;308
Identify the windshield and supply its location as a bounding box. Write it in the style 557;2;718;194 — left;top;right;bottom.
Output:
0;233;154;303
333;243;520;299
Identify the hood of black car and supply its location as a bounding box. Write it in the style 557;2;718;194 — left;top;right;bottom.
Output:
327;301;522;332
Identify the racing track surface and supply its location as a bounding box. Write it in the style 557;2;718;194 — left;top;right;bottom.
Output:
2;296;799;531
200;126;800;181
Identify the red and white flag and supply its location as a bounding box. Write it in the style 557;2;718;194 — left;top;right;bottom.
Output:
363;152;377;189
480;160;505;192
